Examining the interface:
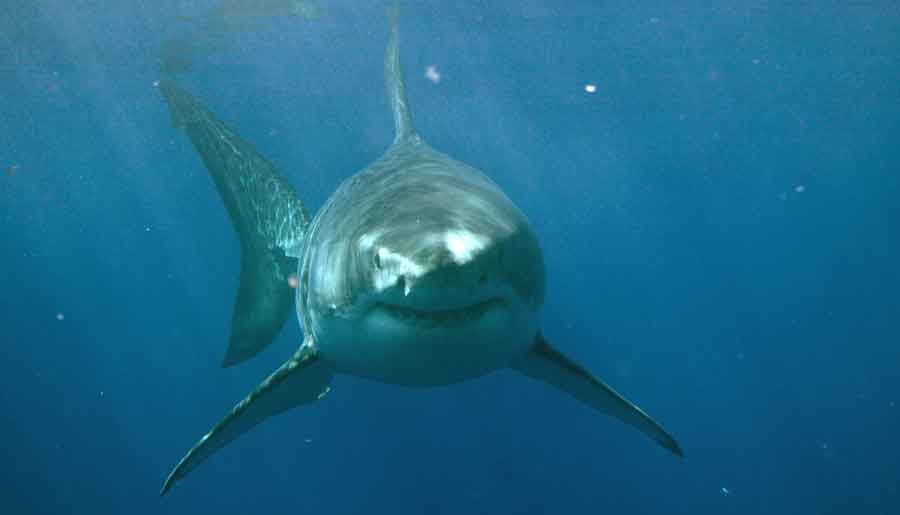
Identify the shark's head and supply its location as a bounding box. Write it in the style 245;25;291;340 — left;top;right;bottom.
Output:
298;142;545;385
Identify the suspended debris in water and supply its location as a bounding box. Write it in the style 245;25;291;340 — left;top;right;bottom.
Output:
158;0;327;75
180;0;327;34
424;65;441;84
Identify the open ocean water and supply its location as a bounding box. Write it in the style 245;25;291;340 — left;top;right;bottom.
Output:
2;1;899;514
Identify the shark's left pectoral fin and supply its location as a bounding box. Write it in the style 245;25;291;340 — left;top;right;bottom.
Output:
160;342;334;496
511;333;683;457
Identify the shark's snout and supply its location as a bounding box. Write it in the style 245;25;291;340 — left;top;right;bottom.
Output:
363;222;518;314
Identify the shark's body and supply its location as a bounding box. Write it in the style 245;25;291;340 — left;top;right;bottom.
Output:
158;6;682;496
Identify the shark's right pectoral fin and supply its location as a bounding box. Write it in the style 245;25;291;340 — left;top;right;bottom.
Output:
158;80;311;366
160;342;333;496
511;333;683;457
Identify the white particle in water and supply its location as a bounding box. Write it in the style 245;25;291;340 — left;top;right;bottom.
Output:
584;84;597;93
795;185;806;193
424;65;441;84
55;313;64;321
317;386;331;400
721;487;729;495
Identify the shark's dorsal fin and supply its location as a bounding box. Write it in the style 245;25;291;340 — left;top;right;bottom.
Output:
385;2;417;144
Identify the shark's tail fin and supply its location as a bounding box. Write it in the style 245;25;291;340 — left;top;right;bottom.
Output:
385;1;417;144
158;80;309;366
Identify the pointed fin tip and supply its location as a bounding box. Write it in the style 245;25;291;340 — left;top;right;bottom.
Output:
387;0;399;22
221;354;242;368
221;342;252;367
641;403;683;457
221;336;269;367
160;465;179;496
220;270;297;368
659;432;684;458
160;439;195;495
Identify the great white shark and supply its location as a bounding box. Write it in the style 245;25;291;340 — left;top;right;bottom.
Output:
157;6;682;496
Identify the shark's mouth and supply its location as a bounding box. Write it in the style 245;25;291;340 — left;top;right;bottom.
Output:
373;298;505;326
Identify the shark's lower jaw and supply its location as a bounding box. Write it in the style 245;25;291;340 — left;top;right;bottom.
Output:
315;295;537;386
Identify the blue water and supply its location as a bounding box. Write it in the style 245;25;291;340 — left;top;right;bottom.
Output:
2;1;899;513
